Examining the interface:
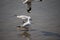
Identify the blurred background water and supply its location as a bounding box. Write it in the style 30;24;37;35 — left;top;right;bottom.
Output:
0;0;60;40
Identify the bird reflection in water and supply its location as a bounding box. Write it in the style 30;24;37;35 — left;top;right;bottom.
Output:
17;26;31;40
21;30;31;40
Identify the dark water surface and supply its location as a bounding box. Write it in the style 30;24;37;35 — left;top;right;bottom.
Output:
0;0;60;40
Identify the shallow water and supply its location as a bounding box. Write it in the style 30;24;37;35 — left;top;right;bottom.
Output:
0;0;60;40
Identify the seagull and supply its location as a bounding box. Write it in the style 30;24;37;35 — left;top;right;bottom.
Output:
17;15;32;28
23;0;28;4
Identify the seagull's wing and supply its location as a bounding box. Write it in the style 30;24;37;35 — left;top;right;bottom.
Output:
17;15;28;19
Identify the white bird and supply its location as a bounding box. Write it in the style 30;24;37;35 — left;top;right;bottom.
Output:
23;0;28;4
23;0;32;4
17;15;32;27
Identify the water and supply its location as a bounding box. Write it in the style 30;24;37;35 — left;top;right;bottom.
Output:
0;0;60;40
